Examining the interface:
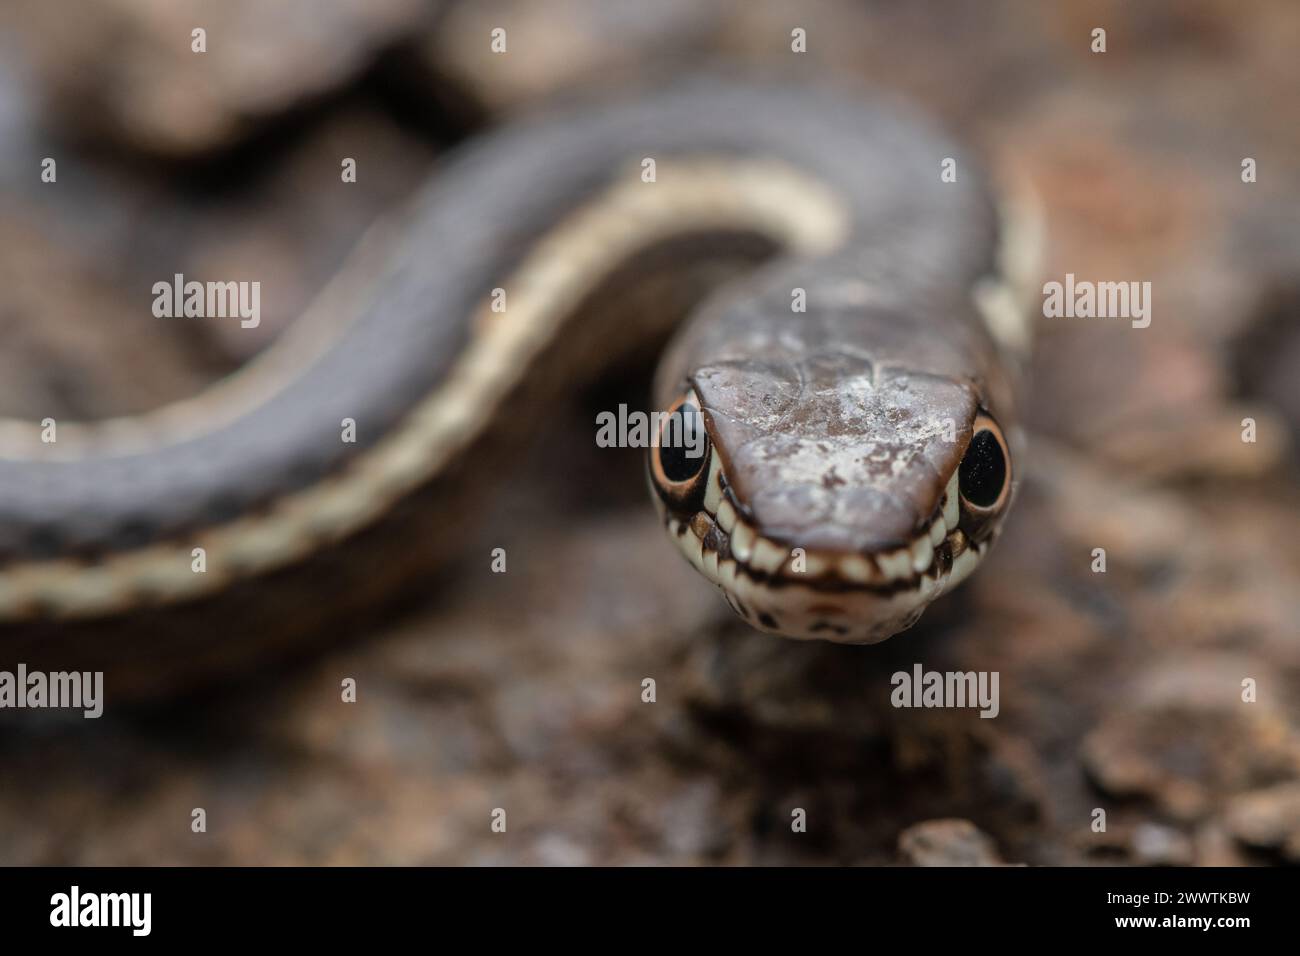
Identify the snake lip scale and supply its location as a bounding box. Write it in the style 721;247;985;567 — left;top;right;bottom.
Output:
0;77;1035;683
686;470;977;595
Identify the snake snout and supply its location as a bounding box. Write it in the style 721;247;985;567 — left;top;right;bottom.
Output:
649;358;1017;643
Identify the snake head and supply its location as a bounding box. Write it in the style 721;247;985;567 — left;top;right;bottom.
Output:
648;349;1017;643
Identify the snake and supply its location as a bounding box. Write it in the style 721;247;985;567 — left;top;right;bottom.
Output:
0;78;1037;693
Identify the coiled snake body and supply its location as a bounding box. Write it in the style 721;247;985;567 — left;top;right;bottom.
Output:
0;79;1036;693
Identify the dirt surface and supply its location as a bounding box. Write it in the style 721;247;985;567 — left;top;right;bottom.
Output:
0;0;1297;865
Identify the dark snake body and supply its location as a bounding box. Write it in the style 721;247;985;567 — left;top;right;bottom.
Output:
0;79;1027;694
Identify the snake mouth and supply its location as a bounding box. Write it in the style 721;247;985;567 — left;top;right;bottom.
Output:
653;452;992;642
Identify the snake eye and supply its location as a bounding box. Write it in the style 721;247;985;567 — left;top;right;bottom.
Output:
650;393;711;511
958;413;1010;512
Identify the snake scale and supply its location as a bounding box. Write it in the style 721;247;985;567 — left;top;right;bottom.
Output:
0;78;1036;695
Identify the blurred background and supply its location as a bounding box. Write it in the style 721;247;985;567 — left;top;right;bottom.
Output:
0;0;1298;865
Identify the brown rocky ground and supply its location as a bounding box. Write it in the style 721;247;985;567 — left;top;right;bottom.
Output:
0;0;1296;865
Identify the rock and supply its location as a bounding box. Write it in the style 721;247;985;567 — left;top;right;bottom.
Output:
1093;403;1291;483
1232;283;1300;452
1081;655;1300;821
898;819;1004;867
423;0;720;114
1;0;431;156
1224;782;1300;861
1130;823;1194;866
1192;822;1254;867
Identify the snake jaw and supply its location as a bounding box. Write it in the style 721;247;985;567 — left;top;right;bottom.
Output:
654;456;1000;643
